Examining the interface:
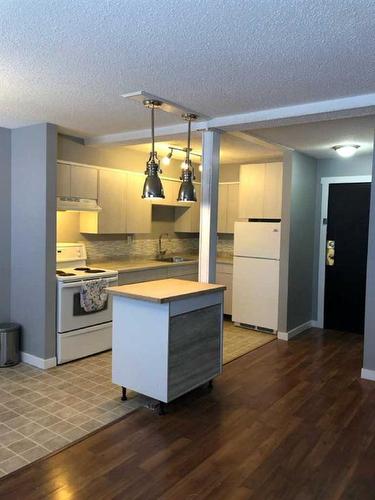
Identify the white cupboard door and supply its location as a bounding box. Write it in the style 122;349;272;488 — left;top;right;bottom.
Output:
218;184;228;233
98;170;127;234
57;163;71;197
70;166;98;199
216;271;233;315
232;256;279;330
264;162;283;219
239;164;265;219
126;174;152;233
226;183;239;233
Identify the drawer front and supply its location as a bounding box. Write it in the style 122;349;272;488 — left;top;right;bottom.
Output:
216;262;233;275
167;264;198;278
168;304;222;401
118;267;169;285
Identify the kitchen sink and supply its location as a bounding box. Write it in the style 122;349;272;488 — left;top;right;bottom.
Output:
154;256;196;263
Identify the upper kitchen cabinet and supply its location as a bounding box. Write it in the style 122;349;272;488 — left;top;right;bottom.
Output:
80;169;127;234
239;162;282;219
153;178;180;206
70;166;98;199
126;172;152;233
218;183;239;233
263;162;283;219
174;183;201;233
56;163;71;197
57;162;98;200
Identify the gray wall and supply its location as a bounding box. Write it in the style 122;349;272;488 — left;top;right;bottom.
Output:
312;154;373;318
287;152;317;330
279;151;317;332
0;128;11;323
363;146;375;371
11;124;57;359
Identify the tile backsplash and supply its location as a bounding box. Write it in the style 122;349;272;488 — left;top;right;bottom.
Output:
84;236;233;263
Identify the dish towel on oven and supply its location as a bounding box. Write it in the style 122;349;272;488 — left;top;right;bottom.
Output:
80;279;110;313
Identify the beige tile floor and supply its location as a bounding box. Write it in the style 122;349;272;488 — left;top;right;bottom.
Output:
0;321;275;477
0;352;148;477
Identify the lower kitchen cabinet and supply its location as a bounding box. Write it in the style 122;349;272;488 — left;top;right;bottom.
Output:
216;262;233;315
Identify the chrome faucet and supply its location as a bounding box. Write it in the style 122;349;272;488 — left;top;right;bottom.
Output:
158;233;169;258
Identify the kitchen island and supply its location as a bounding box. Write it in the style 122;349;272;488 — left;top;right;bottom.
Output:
107;278;226;414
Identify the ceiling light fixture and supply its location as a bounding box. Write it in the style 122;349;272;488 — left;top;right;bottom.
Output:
141;100;165;199
332;144;360;158
162;149;173;166
177;113;198;202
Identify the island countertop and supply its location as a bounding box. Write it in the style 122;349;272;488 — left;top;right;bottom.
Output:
107;278;226;303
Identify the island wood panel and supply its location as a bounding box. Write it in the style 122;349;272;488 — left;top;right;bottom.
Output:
168;304;222;401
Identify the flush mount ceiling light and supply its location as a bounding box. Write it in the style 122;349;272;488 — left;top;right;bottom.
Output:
332;144;360;158
142;100;165;199
177;113;198;202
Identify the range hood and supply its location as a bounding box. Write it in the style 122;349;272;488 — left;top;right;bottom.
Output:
57;197;102;212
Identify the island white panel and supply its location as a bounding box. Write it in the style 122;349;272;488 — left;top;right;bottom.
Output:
112;296;169;401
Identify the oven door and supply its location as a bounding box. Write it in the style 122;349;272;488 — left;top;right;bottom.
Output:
57;277;118;333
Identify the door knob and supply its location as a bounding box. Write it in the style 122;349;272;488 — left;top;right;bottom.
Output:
326;240;335;266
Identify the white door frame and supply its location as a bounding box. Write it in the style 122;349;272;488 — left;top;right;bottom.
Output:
317;175;372;328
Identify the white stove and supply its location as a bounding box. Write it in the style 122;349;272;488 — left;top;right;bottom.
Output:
56;243;118;364
56;267;119;282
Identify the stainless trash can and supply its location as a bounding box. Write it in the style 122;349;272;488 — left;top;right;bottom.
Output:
0;323;21;367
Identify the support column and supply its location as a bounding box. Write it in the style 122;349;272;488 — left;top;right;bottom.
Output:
198;129;220;283
362;135;375;379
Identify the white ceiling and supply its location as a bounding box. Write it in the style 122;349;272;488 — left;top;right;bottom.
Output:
248;115;375;159
1;0;375;136
125;132;283;164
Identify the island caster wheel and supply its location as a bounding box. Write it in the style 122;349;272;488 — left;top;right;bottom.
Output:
121;387;127;401
158;402;166;416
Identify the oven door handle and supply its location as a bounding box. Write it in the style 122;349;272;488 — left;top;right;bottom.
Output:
60;276;118;288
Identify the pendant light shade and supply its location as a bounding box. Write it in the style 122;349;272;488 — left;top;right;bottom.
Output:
177;113;198;203
142;154;165;199
141;100;165;199
177;162;197;202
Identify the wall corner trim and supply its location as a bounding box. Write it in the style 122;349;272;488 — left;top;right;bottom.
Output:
20;352;57;370
361;368;375;381
277;321;314;341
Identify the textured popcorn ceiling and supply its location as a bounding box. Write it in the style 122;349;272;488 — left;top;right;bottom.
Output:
0;0;374;137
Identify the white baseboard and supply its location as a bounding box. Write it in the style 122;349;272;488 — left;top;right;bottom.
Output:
277;321;313;341
21;352;57;370
311;320;321;328
361;368;375;381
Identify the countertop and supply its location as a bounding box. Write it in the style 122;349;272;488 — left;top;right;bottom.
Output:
107;278;226;303
91;255;232;273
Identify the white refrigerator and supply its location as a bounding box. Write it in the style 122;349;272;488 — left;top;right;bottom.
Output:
232;221;281;332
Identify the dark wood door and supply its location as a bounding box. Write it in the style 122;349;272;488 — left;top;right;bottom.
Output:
324;182;371;333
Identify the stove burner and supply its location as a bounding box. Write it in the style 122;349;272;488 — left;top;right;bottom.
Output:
56;270;76;277
85;269;106;274
74;267;91;271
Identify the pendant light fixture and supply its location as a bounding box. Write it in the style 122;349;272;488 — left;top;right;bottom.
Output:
141;99;165;199
177;113;197;202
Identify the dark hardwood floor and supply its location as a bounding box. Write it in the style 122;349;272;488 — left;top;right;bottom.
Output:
1;328;375;500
